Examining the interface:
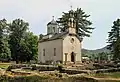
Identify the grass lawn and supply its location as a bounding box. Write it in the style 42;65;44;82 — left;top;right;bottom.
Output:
90;72;120;78
0;63;10;69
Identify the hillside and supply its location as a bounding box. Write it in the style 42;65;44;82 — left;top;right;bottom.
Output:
82;46;110;56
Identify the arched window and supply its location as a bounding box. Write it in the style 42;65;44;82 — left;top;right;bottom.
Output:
48;27;50;33
53;27;55;32
71;38;74;43
54;48;56;56
43;49;45;56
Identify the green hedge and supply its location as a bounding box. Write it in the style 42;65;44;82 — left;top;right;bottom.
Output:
0;75;97;82
0;75;48;82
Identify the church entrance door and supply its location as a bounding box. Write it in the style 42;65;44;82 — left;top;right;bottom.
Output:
71;52;75;62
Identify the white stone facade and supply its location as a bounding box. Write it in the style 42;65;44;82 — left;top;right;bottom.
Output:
38;13;82;64
63;35;81;63
38;33;81;64
38;39;63;63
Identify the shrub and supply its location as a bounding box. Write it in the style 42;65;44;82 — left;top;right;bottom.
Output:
6;65;12;71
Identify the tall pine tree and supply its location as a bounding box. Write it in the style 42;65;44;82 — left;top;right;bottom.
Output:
107;19;120;60
57;8;94;38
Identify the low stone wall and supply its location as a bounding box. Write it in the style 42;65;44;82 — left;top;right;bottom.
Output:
7;64;28;69
7;63;120;75
7;64;58;71
60;68;91;74
31;65;58;71
93;63;120;69
93;68;120;73
61;68;120;75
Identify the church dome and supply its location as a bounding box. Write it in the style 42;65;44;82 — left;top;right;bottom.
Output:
47;16;58;26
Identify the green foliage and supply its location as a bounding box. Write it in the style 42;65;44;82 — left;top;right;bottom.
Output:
107;19;120;60
8;19;38;63
90;72;120;78
98;52;108;61
0;19;11;61
39;34;43;40
9;19;29;62
0;18;38;63
88;52;109;61
57;8;94;38
0;74;96;82
0;63;10;69
0;75;49;82
21;32;38;61
82;53;88;57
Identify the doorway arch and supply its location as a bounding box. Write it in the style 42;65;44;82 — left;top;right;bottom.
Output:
71;52;75;62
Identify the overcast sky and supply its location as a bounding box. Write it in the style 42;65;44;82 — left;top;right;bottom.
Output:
0;0;120;50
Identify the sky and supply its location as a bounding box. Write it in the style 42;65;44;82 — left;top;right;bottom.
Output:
0;0;120;50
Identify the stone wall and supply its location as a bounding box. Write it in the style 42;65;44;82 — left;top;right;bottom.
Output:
38;39;63;63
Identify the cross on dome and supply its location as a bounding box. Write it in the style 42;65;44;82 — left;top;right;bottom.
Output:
70;5;72;10
52;16;54;20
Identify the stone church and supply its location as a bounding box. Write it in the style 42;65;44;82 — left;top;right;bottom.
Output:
38;10;82;64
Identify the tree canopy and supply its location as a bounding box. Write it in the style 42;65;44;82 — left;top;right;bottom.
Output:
107;19;120;60
57;8;94;38
0;19;11;61
0;19;38;63
9;19;29;62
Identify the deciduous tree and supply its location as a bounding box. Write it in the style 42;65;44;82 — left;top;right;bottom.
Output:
9;19;29;63
0;19;11;61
